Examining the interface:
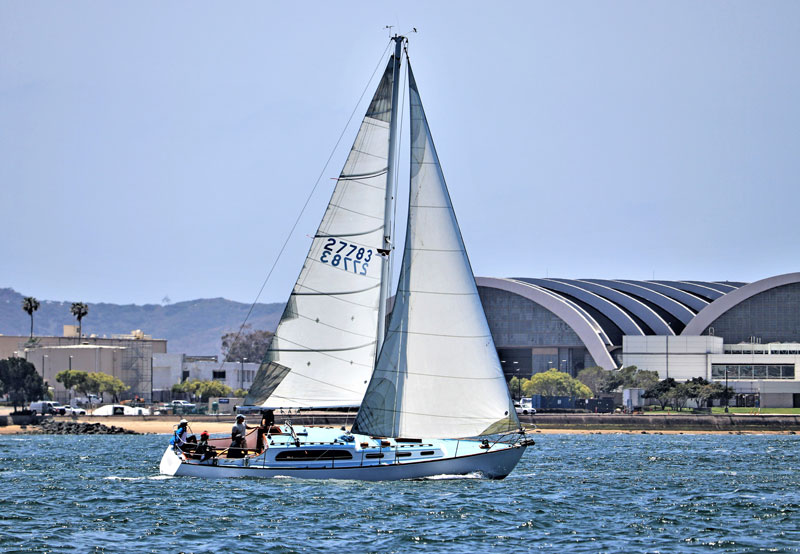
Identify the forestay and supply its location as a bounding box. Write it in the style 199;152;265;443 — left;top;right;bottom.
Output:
353;64;519;438
247;59;396;408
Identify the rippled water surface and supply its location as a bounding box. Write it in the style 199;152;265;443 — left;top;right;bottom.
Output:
2;433;799;553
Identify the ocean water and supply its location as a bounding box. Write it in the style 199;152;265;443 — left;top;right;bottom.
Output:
1;433;798;553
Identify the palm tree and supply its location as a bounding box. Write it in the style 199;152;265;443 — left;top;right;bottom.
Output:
22;297;40;339
70;302;89;341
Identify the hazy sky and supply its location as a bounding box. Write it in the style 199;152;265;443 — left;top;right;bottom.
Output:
2;1;799;306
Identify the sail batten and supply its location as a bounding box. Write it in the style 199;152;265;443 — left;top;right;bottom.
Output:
246;59;396;409
353;61;519;439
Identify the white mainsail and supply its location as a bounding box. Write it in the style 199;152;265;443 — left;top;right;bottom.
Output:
353;64;519;438
247;59;396;408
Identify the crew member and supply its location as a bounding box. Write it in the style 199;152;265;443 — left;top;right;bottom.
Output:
170;419;190;450
194;430;213;461
229;414;255;457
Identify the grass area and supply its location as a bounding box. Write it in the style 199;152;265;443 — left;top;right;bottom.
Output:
641;407;800;415
710;407;800;415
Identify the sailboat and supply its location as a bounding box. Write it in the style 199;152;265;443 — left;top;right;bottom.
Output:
160;36;533;481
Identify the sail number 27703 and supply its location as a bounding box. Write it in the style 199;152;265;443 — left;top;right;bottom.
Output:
320;238;371;275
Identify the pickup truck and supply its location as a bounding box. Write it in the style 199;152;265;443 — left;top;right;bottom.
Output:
166;400;196;412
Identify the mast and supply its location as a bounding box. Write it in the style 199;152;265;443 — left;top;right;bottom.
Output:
377;35;404;348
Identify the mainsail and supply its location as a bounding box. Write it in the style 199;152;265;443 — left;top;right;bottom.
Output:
246;59;396;408
353;63;519;438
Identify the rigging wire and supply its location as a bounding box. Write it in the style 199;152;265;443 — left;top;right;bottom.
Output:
221;40;394;372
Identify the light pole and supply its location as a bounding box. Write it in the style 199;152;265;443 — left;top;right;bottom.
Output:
240;357;247;390
514;362;520;400
724;367;729;413
41;354;48;379
69;355;73;371
561;359;567;372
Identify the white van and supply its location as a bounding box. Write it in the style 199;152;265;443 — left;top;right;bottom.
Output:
29;401;60;415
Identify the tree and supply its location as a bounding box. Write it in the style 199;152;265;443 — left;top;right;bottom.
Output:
70;302;89;340
22;297;40;339
522;369;592;398
0;357;47;411
643;378;676;410
632;370;660;391
577;366;611;396
508;376;523;400
83;372;129;403
55;370;89;403
196;380;232;402
173;379;232;402
600;366;659;393
221;325;274;363
683;377;728;409
668;382;691;411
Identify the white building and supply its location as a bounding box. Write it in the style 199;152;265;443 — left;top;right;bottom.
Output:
622;336;800;408
152;353;260;397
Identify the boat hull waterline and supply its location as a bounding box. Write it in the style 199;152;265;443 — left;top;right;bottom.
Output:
159;427;530;481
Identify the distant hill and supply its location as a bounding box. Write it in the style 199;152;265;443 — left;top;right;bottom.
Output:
0;288;284;356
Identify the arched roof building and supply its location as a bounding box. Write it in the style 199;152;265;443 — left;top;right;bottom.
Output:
476;273;800;376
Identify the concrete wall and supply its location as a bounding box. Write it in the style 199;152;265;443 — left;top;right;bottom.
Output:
623;336;723;380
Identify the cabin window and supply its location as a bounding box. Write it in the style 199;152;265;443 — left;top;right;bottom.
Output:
365;453;384;459
396;452;412;457
275;449;353;461
420;451;435;456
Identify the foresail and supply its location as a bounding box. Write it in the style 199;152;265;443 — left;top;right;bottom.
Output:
353;63;519;438
246;58;396;408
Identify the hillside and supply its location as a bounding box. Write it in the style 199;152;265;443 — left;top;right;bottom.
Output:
0;288;283;356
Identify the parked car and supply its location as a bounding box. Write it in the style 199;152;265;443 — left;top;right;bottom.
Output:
63;406;87;416
168;400;196;412
515;397;536;415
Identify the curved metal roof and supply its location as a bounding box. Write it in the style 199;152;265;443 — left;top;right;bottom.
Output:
477;277;750;361
582;279;697;329
557;279;674;335
515;278;645;337
682;272;800;336
477;277;617;370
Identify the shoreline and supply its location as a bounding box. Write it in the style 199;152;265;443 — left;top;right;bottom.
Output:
1;413;798;436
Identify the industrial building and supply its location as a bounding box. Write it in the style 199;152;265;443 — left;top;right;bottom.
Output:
477;272;800;407
1;327;166;404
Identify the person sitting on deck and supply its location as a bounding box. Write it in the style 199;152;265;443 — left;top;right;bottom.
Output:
170;419;190;451
193;430;214;462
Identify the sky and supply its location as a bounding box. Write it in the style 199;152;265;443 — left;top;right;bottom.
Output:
2;1;799;306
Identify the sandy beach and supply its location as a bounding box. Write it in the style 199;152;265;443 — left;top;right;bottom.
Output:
1;414;796;436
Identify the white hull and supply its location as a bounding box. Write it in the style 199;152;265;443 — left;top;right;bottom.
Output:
159;426;530;481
